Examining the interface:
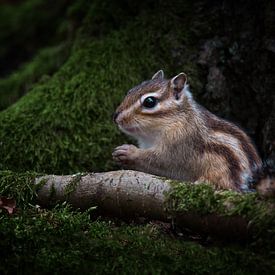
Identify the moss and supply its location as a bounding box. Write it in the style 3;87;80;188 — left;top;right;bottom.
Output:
0;43;71;110
0;170;39;208
166;181;274;219
166;181;221;215
166;181;275;250
0;204;274;274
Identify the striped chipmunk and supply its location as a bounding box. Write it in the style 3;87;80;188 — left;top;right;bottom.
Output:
112;70;263;192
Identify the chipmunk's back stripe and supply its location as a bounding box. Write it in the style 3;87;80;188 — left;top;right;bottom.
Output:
209;120;260;168
200;107;261;170
204;142;242;188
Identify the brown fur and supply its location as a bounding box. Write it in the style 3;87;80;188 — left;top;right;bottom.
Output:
202;143;242;189
113;73;262;191
200;106;261;170
116;79;169;114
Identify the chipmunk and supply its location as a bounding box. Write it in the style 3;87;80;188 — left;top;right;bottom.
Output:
112;70;263;191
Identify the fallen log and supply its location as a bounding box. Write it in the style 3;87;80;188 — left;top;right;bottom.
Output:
35;170;275;242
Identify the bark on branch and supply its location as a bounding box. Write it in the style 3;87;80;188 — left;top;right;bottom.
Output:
36;170;170;221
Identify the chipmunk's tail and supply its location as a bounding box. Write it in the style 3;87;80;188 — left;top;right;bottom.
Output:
250;160;275;198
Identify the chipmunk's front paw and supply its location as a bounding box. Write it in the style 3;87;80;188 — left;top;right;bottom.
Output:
112;144;140;167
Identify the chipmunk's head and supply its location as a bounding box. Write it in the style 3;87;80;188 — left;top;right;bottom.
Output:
113;70;192;144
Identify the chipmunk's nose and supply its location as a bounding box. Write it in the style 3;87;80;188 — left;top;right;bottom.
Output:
113;111;120;123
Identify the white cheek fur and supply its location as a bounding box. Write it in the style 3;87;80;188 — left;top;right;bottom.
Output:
141;104;162;114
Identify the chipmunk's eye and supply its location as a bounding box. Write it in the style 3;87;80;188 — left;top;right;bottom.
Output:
142;96;158;108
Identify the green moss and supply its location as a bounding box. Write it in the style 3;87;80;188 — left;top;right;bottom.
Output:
0;43;71;110
0;170;39;208
166;181;220;214
166;181;274;219
166;181;275;249
0;204;274;274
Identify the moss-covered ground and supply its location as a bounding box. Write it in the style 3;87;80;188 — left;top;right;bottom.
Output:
1;171;275;274
0;0;274;273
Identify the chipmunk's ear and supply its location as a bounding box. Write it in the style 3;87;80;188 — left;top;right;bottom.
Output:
152;70;164;80
171;73;189;100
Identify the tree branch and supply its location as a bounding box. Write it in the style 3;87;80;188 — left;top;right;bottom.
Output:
35;170;274;241
36;170;169;220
